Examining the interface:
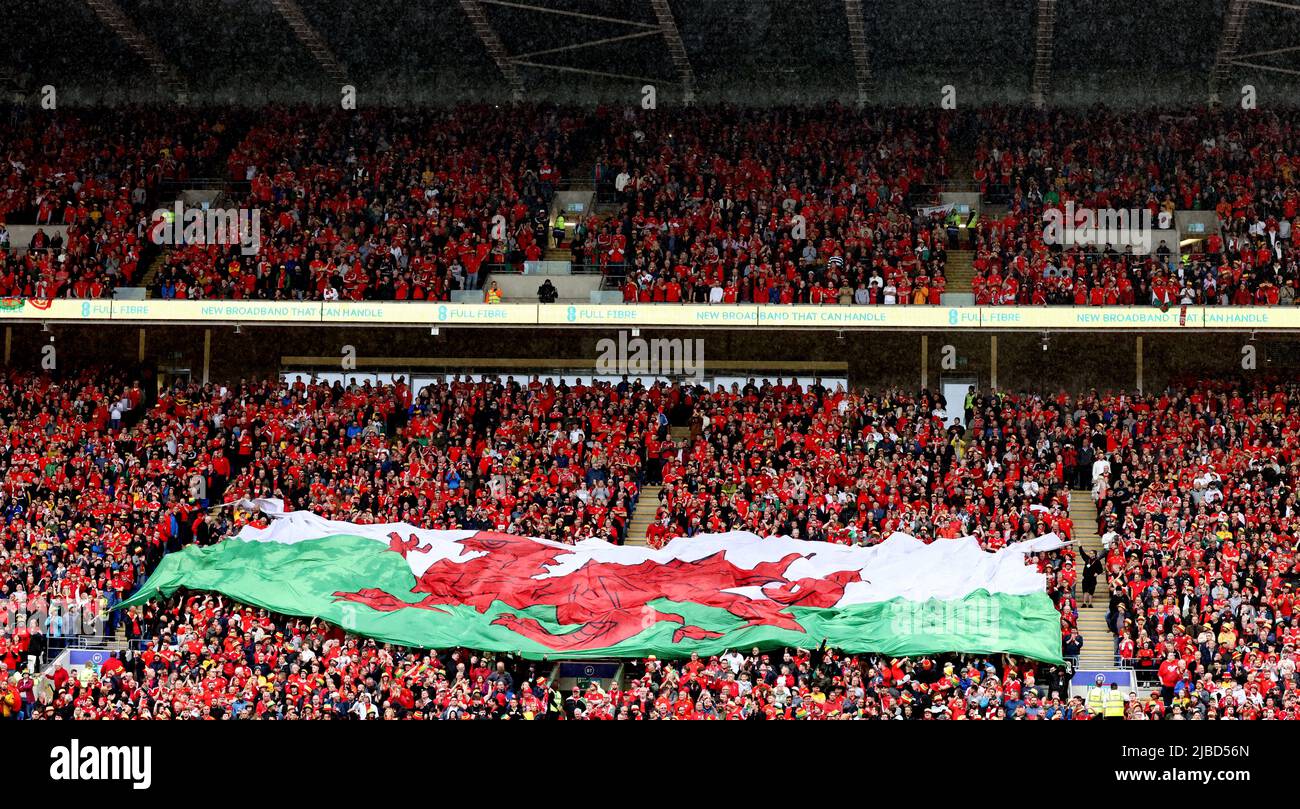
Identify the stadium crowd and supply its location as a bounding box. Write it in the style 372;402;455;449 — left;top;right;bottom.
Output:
0;366;1295;719
1082;381;1300;718
592;106;953;305
642;380;1076;550
0;108;233;301
16;595;1084;720
969;107;1300;308
151;106;580;302
8;104;1300;308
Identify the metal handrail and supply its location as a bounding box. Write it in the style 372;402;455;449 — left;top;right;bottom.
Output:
486;261;608;276
45;634;113;650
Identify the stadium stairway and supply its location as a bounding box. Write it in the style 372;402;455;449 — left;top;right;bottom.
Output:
137;250;169;293
625;485;662;547
547;152;601;260
624;429;687;546
946;249;975;294
1069;489;1114;669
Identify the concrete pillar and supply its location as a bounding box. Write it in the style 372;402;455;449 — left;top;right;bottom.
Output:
203;329;212;385
920;334;929;390
990;335;999;390
1136;335;1144;394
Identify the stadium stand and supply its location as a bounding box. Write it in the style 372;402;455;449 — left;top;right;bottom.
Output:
10;0;1300;732
2;368;1295;720
7;103;1300;310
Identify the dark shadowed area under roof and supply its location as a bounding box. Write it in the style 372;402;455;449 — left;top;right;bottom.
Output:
9;0;1300;107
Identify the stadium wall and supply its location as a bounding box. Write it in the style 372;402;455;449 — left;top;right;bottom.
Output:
9;325;1300;397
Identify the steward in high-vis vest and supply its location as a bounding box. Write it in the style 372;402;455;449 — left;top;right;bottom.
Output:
1086;674;1108;716
1103;684;1127;719
552;213;567;248
1085;674;1125;718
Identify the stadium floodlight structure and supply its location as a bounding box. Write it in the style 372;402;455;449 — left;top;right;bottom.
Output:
459;0;525;103
462;0;697;102
268;0;349;85
82;0;188;101
1211;0;1300;105
649;0;696;104
843;0;873;106
1030;0;1056;108
1209;0;1250;105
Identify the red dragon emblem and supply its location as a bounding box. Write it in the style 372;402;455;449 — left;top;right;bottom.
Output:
334;532;862;652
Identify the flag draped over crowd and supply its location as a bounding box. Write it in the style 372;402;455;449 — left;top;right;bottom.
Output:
120;501;1068;663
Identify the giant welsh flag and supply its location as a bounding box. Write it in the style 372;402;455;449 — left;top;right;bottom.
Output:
119;501;1067;662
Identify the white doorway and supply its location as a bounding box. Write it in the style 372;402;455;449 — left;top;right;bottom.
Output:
940;377;978;427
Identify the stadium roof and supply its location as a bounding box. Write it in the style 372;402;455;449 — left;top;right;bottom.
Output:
11;0;1300;106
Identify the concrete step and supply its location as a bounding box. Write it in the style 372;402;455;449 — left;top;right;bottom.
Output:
138;250;168;294
945;250;975;293
625;484;663;546
1067;488;1112;665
